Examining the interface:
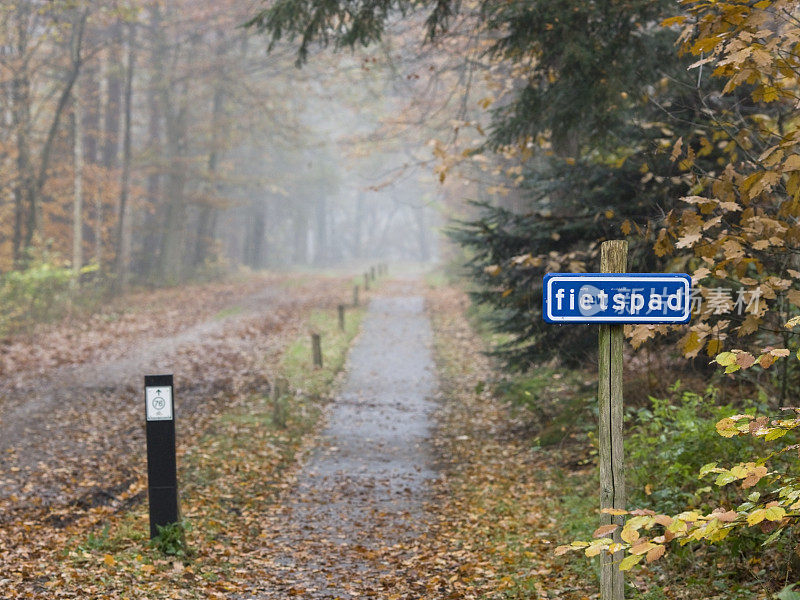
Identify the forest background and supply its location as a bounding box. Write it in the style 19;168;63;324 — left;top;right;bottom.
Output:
5;0;800;598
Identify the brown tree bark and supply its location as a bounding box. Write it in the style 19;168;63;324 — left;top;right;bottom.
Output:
114;21;136;291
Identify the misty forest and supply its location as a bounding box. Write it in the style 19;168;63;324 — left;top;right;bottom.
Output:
4;1;800;600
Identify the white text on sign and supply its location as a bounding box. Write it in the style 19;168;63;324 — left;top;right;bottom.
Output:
543;273;692;324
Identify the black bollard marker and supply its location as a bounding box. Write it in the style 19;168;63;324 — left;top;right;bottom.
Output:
144;374;179;538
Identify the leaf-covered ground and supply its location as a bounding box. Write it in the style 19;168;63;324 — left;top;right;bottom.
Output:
0;272;362;597
406;285;598;600
4;276;706;599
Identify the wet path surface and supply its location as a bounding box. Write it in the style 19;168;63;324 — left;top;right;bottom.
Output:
252;294;438;599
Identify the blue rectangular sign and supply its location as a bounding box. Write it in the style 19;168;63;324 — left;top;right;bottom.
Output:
543;273;691;323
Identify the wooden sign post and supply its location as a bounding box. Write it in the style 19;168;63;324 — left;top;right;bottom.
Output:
542;240;691;600
598;240;627;600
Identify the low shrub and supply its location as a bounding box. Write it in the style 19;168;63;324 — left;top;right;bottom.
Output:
627;383;766;515
0;259;100;336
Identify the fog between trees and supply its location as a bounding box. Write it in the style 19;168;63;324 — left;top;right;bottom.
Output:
0;1;455;286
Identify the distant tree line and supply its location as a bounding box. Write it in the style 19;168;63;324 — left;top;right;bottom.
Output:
0;0;438;291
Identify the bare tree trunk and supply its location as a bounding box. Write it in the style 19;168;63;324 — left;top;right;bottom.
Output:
13;6;87;265
314;195;327;266
102;20;122;170
354;192;364;258
293;207;308;265
414;204;430;261
72;76;84;276
137;4;164;279
82;58;100;164
192;30;226;269
11;3;32;266
114;21;136;291
158;89;188;282
243;205;266;268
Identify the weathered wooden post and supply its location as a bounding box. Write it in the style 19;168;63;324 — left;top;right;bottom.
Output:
353;285;359;307
364;273;369;291
338;304;345;331
542;242;691;600
311;332;323;368
272;377;289;429
599;240;627;600
370;266;376;281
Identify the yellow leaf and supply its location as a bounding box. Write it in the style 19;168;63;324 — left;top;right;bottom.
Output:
765;428;788;441
716;417;739;438
621;527;640;544
654;228;673;257
621;220;632;235
661;15;686;27
555;545;571;556
602;508;629;516
619;553;644;571
585;544;603;558
765;506;786;521
747;509;767;526
682;331;702;357
692;35;722;55
630;541;656;555
103;554;116;567
783;154;800;172
758;85;779;103
715;352;736;367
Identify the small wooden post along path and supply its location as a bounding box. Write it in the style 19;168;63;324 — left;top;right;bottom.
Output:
311;333;323;368
598;240;626;600
542;240;691;600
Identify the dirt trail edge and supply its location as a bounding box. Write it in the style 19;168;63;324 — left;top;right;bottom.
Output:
0;276;344;508
250;294;438;599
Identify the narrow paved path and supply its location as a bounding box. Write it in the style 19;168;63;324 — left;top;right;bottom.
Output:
253;294;438;599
